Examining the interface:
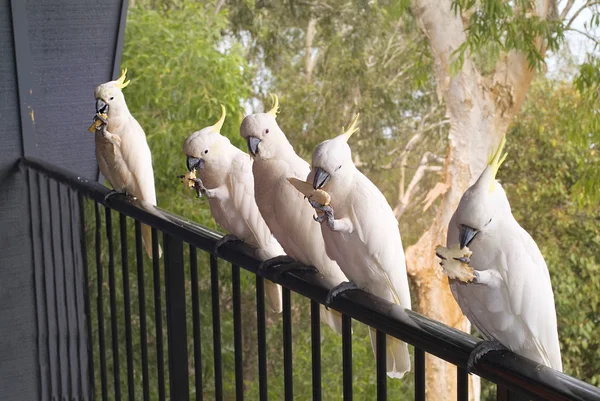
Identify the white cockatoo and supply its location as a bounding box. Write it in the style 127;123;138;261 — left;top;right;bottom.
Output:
305;115;412;379
93;69;161;259
440;135;562;372
239;95;347;334
181;105;284;313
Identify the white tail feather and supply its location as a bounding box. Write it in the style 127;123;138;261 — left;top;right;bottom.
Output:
369;327;410;379
264;280;283;313
141;223;162;259
320;306;344;335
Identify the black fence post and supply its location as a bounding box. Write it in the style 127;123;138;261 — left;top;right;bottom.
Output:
164;234;189;401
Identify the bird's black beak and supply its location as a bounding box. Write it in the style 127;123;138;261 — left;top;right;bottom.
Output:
247;137;261;156
186;156;205;172
459;225;479;249
96;98;108;114
313;167;331;190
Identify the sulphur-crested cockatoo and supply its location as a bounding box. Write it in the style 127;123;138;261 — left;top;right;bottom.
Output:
93;69;160;259
439;135;562;372
182;105;284;313
239;95;347;334
305;115;411;379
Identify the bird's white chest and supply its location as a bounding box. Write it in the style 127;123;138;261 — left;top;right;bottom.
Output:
208;194;250;242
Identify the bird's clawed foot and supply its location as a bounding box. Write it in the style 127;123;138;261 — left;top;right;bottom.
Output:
213;234;242;256
258;255;317;281
325;281;360;308
466;339;506;373
103;190;127;205
191;177;207;198
308;198;335;228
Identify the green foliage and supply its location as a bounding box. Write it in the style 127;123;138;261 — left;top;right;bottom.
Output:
121;2;252;222
451;0;564;72
571;56;600;202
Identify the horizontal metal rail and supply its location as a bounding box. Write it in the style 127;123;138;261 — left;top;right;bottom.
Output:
20;156;600;401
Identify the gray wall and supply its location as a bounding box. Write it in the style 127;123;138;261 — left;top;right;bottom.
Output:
0;0;127;399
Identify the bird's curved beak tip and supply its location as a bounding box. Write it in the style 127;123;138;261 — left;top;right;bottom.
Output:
459;225;479;249
247;136;261;156
313;167;330;190
186;156;204;172
95;98;108;114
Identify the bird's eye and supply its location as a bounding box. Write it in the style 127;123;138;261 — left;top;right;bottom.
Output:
204;149;209;154
485;218;492;226
336;165;342;171
265;129;270;134
109;96;114;101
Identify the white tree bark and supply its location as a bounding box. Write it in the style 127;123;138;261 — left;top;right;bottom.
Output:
407;0;554;400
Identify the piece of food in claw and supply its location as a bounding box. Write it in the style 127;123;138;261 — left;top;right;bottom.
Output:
287;177;331;206
435;244;475;282
88;113;108;133
181;169;197;188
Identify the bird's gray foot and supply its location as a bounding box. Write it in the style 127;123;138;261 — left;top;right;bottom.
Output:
213;234;242;256
258;256;317;280
467;339;506;373
191;177;207;198
325;281;360;308
308;198;335;228
103;190;127;205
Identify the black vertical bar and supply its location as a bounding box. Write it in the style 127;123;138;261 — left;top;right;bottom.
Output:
30;172;47;400
135;221;150;401
342;315;352;401
496;385;509;401
57;184;81;399
457;367;468;401
256;276;268;401
43;178;61;400
210;255;223;401
36;173;52;400
152;228;166;401
66;189;83;400
283;288;293;401
164;234;190;401
189;246;203;401
49;180;68;399
414;348;425;401
310;301;321;401
232;264;244;401
119;214;135;401
79;193;95;399
376;330;387;401
105;207;121;401
95;202;108;401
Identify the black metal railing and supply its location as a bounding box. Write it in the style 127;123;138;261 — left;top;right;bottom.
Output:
20;156;600;401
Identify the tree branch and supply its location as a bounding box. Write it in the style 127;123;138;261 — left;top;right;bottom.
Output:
568;27;600;45
304;18;318;81
565;1;597;29
394;151;442;218
214;0;226;15
560;0;577;20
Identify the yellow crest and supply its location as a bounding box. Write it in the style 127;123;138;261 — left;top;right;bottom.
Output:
487;135;508;192
267;94;279;118
115;68;130;89
341;113;360;142
211;104;226;133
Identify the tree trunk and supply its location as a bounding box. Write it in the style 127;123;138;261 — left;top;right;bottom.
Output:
407;1;554;400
